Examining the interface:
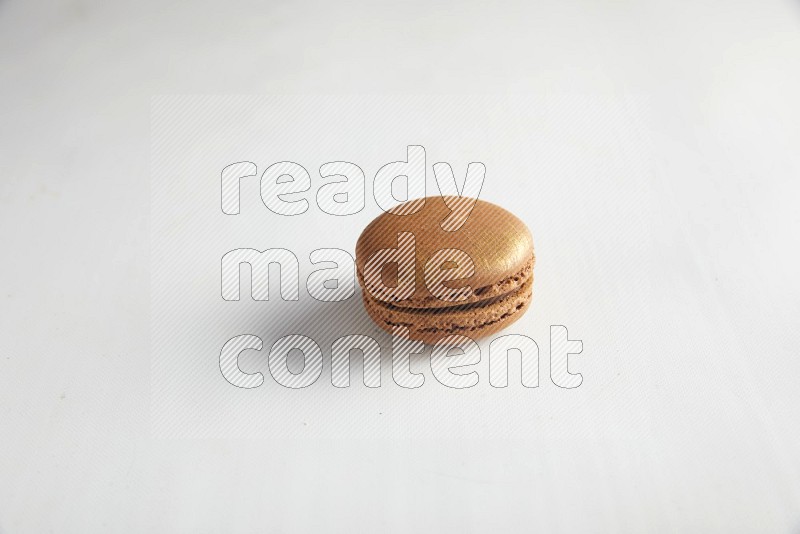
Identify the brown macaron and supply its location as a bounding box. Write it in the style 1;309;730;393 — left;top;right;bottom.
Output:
355;196;534;343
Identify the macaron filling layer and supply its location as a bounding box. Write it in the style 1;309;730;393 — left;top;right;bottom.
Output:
357;255;535;310
362;276;533;338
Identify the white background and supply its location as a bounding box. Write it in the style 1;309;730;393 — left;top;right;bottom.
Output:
1;0;799;532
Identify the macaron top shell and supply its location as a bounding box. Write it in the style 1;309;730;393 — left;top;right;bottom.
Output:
355;196;534;308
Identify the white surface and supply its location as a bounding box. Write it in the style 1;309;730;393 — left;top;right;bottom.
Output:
1;0;799;532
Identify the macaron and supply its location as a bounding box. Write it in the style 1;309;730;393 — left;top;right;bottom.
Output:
355;196;534;343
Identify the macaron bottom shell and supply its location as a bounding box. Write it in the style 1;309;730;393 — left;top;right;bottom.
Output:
361;277;533;345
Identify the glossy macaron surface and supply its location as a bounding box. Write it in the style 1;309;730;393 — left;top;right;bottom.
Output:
355;196;534;308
